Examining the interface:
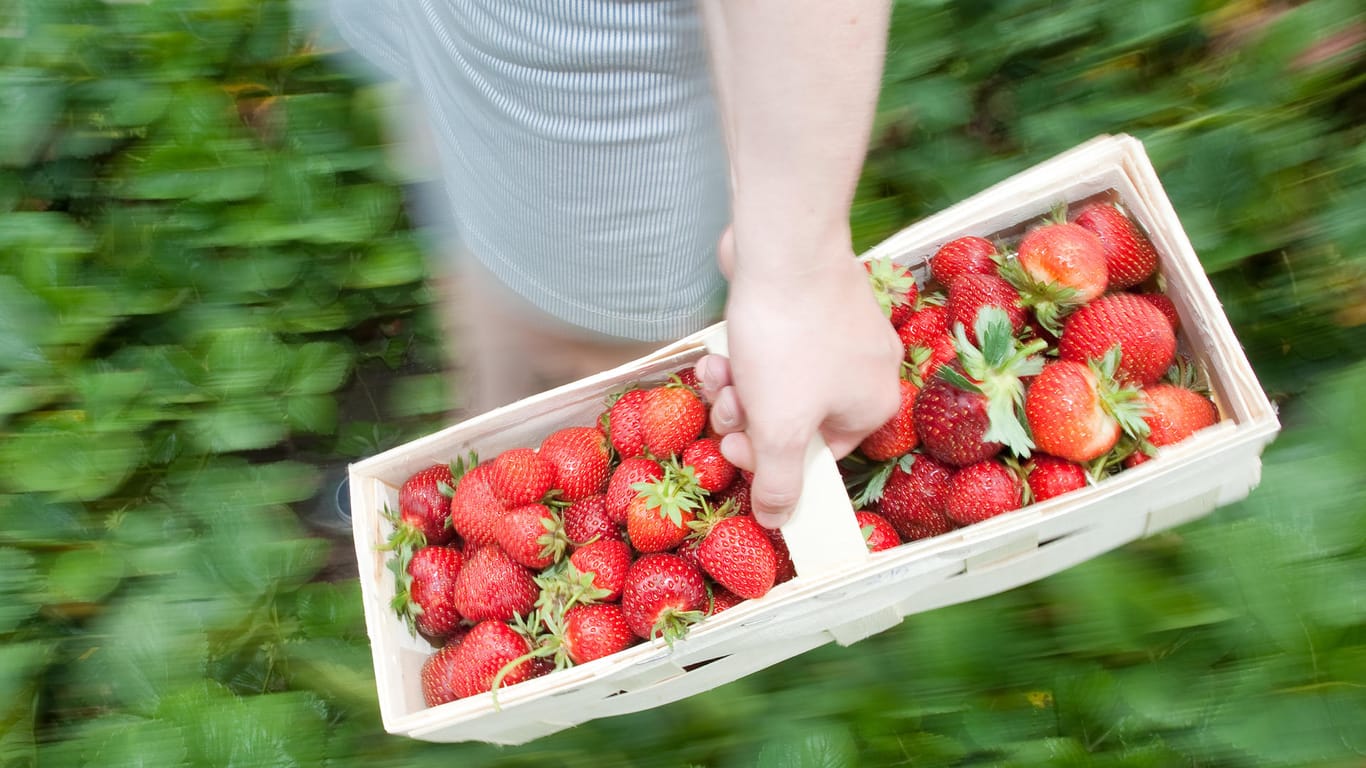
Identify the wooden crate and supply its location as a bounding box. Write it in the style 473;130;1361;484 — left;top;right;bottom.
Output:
348;134;1280;745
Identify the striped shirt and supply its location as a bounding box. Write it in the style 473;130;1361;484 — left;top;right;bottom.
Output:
327;0;731;341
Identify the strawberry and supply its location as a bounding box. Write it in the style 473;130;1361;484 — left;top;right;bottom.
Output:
1024;350;1149;464
764;526;797;584
898;305;956;382
693;513;777;599
859;376;920;461
395;464;455;547
625;465;701;553
865;257;920;327
568;539;633;602
562;603;639;664
621;553;708;642
673;366;703;396
562;494;622;547
855;510;901;552
1124;384;1219;467
448;460;505;549
944;460;1023;526
641;384;707;458
1002;221;1108;335
945;273;1027;346
1023;454;1089;503
713;476;753;518
913;308;1046;467
870;454;956;541
391;544;464;639
1137;292;1180;332
1059;293;1177;386
453;546;538;623
490;448;555;507
420;638;464;707
603;388;649;458
448;620;545;700
494;503;567;570
707;585;746;615
930;236;999;287
1073;202;1159;289
681;437;737;493
606;456;664;524
539;426;611;501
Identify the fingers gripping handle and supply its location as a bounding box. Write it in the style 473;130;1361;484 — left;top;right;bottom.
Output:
701;327;872;579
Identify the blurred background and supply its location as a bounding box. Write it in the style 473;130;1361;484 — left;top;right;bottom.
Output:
1;0;1362;765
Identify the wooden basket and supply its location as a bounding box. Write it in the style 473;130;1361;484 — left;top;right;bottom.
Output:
348;134;1280;745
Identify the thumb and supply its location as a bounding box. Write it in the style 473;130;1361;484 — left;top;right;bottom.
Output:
738;431;809;529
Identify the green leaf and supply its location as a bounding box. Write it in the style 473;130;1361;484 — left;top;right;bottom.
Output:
286;341;353;395
755;723;858;768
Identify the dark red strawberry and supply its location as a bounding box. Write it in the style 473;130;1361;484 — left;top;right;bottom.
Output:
1137;292;1180;332
708;585;746;615
1124;384;1219;467
870;454;956;540
604;388;649;458
625;465;701;553
494;503;567;571
1003;221;1108;335
448;461;505;549
641;385;707;458
392;544;464;639
562;603;639;664
855;510;901;552
1059;293;1177;385
673;366;703;396
859;377;920;461
945;273;1027;346
1073;202;1159;289
694;514;777;599
621;553;708;642
396;464;455;546
420;636;466;707
1024;352;1148;464
606;456;664;524
453;546;538;623
562;494;622;547
763;526;797;584
898;305;956;382
681;437;737;493
448;620;545;700
490;448;555;507
1024;454;1088;503
930;236;999;287
539;426;611;501
945;460;1023;526
713;476;753;518
865;257;920;327
568;539;633;602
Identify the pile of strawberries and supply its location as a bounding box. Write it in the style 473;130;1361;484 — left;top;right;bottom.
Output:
385;199;1221;710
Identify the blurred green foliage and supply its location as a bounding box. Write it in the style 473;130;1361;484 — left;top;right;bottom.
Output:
1;0;1362;766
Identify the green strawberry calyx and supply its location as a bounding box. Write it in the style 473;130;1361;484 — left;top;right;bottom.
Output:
941;307;1046;458
865;256;918;318
1092;346;1151;443
631;460;703;527
997;257;1082;337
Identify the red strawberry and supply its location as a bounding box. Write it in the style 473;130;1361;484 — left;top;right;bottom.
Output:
448;620;545;700
620;553;708;642
865;257;920;327
873;455;956;541
694;514;777;599
902;512;957;541
855;510;901;552
930;236;999;287
944;460;1023;526
764;526;797;584
396;464;455;546
945;273;1027;346
494;503;567;571
1059;293;1177;385
707;585;746;615
681;438;737;493
539;426;610;501
898;305;956;382
641;385;707;458
604;388;649;458
393;544;464;639
453;546;538;623
1073;202;1159;289
490;448;555;507
568;539;633;602
913;308;1046;467
1024;454;1089;503
606;457;664;524
562;603;639;664
1024;352;1149;464
673;366;703;396
859;377;920;461
420;639;464;707
713;476;753;518
562;494;621;547
1003;221;1108;334
1138;292;1180;332
448;461;505;549
1124;384;1219;467
625;466;700;553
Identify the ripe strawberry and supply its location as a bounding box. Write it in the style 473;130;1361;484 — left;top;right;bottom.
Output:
539;426;610;501
872;454;956;541
1023;454;1089;503
764;526;797;584
453;546;538;623
621;553;708;642
865;257;920;327
930;236;999;287
1124;384;1219;467
1003;221;1108;335
392;544;464;639
1073;202;1159;289
562;603;639;664
396;464;455;546
898;305;956;382
1024;352;1149;464
603;388;649;458
490;448;555;507
855;510;901;552
694;513;777;599
625;465;701;553
494;503;567;570
945;273;1027;346
1137;292;1180;332
448;620;545;700
681;437;737;493
859;377;920;461
606;457;664;524
707;585;746;615
713;476;753;518
448;460;505;549
673;366;703;396
421;639;464;707
913;308;1046;467
641;385;707;458
568;539;633;602
944;460;1023;526
562;494;622;547
1059;293;1177;385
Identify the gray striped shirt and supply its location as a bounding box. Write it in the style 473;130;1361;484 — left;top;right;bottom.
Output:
327;0;731;341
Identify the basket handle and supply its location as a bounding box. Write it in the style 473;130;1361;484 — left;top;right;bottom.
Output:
701;327;871;579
